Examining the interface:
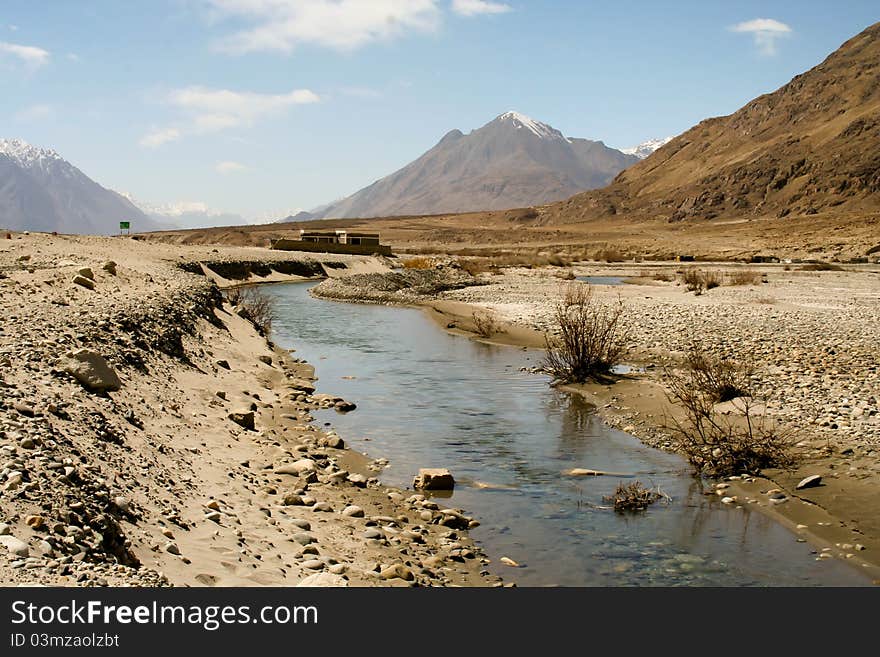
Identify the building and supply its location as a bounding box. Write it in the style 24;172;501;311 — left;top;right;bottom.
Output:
299;230;382;247
272;230;392;256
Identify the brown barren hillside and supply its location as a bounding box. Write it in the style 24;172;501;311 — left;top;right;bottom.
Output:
540;21;880;225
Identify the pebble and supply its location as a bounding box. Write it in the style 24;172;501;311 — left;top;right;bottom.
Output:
342;505;365;518
380;564;414;581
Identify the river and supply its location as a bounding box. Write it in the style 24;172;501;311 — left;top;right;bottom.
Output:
263;282;868;586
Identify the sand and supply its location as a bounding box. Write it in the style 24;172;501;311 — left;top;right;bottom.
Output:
0;232;498;587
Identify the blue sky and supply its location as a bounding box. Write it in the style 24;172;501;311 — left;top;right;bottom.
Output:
1;1;877;220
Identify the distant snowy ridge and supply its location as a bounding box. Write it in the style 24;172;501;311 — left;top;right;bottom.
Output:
0;138;65;170
621;136;674;159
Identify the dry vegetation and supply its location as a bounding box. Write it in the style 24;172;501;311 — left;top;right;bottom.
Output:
226;286;275;336
603;481;668;512
402;256;435;270
679;267;766;294
471;311;500;338
542;284;628;383
663;343;795;477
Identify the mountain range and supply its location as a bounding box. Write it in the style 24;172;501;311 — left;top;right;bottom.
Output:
0;139;158;235
296;112;645;220
541;21;880;226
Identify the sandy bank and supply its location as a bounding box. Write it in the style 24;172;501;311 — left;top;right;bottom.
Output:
0;233;498;587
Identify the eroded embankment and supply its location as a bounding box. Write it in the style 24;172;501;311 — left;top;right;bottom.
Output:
0;234;497;587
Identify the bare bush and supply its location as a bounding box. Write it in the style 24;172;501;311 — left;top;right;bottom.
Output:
681;267;705;294
663;343;795;477
727;269;763;286
402;257;434;270
458;258;492;276
542;284;628;383
680;268;721;294
703;271;721;289
604;481;668;512
642;269;674;282
683;341;753;403
226;286;274;336
471;311;500;338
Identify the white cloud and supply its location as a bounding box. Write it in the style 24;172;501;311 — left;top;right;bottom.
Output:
204;0;442;53
139;127;182;148
0;41;50;68
451;0;511;16
16;104;53;121
169;85;320;133
216;160;247;174
8;25;19;32
66;53;81;62
730;18;792;56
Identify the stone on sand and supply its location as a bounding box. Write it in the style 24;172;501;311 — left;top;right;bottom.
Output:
0;535;30;557
796;475;822;490
342;505;365;518
59;349;122;392
380;564;414;581
413;468;455;491
275;459;316;476
72;275;95;290
228;411;255;431
297;572;348;587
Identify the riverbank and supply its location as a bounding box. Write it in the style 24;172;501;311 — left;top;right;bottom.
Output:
313;259;880;582
0;233;498;587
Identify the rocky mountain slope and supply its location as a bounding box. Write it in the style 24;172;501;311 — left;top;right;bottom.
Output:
542;21;880;225
305;112;639;219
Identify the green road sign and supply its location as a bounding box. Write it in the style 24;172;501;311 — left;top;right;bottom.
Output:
119;221;130;230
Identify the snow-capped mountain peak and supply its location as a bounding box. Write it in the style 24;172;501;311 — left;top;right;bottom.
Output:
621;136;674;159
0;138;64;169
497;111;567;141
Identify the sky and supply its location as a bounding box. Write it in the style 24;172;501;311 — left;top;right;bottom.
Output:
1;1;878;220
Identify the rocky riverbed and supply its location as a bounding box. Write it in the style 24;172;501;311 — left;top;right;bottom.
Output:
0;233;498;587
313;258;880;577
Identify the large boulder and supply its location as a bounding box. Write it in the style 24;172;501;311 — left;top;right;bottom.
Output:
0;535;29;557
413;468;455;491
59;349;121;392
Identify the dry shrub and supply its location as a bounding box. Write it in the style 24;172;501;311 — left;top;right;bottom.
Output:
680;268;720;294
594;248;625;263
402;257;434;270
637;269;673;282
471;311;500;338
547;254;571;267
226;286;274;336
458;258;492;276
542;284;628;383
683;342;752;403
703;271;721;289
727;269;763;286
664;343;794;477
604;481;668;512
681;267;705;293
